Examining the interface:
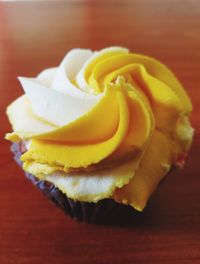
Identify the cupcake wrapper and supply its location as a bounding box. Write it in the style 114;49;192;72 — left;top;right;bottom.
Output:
11;143;141;224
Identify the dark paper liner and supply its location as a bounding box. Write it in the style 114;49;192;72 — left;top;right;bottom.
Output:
11;142;142;224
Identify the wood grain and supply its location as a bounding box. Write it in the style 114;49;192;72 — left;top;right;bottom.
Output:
0;1;200;263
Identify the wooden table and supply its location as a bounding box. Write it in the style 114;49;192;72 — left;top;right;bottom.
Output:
0;1;199;263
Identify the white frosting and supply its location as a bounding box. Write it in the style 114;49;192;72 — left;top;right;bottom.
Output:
18;77;102;127
51;49;93;95
45;157;140;202
18;49;106;128
37;67;57;87
12;47;128;135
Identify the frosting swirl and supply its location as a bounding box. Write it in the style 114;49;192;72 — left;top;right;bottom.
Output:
6;47;193;210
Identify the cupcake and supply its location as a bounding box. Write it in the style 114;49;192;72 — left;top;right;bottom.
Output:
5;47;194;223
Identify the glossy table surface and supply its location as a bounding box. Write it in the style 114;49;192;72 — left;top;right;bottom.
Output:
0;1;200;263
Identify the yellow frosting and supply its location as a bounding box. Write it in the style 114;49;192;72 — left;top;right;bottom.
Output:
5;47;193;211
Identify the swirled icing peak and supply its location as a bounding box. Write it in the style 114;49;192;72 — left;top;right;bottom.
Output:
6;47;193;210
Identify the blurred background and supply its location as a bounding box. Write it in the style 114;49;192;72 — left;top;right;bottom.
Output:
1;0;199;128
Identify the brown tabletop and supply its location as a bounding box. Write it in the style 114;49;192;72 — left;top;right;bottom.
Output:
0;1;200;263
